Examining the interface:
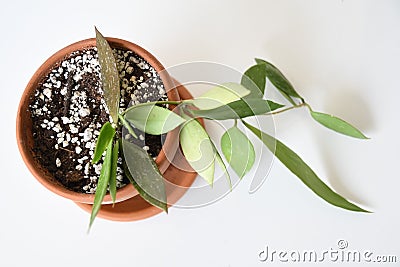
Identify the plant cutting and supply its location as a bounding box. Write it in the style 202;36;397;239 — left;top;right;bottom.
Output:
17;27;370;231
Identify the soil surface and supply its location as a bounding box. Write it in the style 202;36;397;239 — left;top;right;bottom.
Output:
29;47;167;193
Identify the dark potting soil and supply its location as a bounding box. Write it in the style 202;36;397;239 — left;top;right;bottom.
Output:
29;47;168;193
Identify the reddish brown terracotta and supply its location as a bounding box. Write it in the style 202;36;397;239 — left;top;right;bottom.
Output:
76;83;201;221
17;38;181;205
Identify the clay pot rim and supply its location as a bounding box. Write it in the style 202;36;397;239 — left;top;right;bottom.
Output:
16;37;180;204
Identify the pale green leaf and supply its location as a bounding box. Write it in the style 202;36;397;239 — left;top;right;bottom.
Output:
241;63;267;97
192;82;250;110
125;105;185;135
95;27;120;123
180;118;215;185
221;126;255;178
310;111;369;139
122;139;167;212
89;141;113;230
243;120;369;212
191;99;284;120
92;122;115;164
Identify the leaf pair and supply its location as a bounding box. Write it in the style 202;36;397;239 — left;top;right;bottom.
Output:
89;123;119;230
243;58;368;139
179;116;256;184
241;58;302;105
91;122;169;216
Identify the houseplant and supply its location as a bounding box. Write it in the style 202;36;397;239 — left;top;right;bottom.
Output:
17;28;369;230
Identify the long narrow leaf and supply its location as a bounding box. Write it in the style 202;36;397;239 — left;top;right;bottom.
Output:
95;27;120;123
109;141;119;205
92;122;115;164
89;141;113;230
191;99;284;120
242;120;369;212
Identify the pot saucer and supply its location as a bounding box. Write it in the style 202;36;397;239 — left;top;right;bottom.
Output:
75;82;199;221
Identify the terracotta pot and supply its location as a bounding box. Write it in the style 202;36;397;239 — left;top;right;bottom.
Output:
16;38;181;205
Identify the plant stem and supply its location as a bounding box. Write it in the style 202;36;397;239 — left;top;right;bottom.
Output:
121;100;185;115
265;102;308;116
118;114;138;138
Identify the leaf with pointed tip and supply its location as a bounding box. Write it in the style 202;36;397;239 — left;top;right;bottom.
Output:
180;117;215;185
241;63;267;98
89;141;113;230
310;111;369;139
109;140;119;204
92;122;115;164
192;82;250;110
243;120;369;212
125;105;185;135
191;99;284;120
221;126;255;178
255;58;302;100
95;27;120;124
122;139;167;212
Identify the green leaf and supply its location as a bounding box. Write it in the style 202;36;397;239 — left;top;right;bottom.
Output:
211;141;231;190
125;105;185;135
109;140;119;205
242;120;369;212
241;63;267;97
122;139;167;212
92;122;115;164
192;82;250;110
191;99;284;120
180;117;215;185
310;111;369;139
255;58;302;100
89;140;113;230
221;126;255;178
95;27;120;124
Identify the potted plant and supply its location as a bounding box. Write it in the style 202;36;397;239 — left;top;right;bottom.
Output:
17;27;369;231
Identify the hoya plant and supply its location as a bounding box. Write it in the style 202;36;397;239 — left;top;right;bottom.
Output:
90;28;369;229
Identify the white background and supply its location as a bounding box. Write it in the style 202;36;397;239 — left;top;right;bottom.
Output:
2;0;400;266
